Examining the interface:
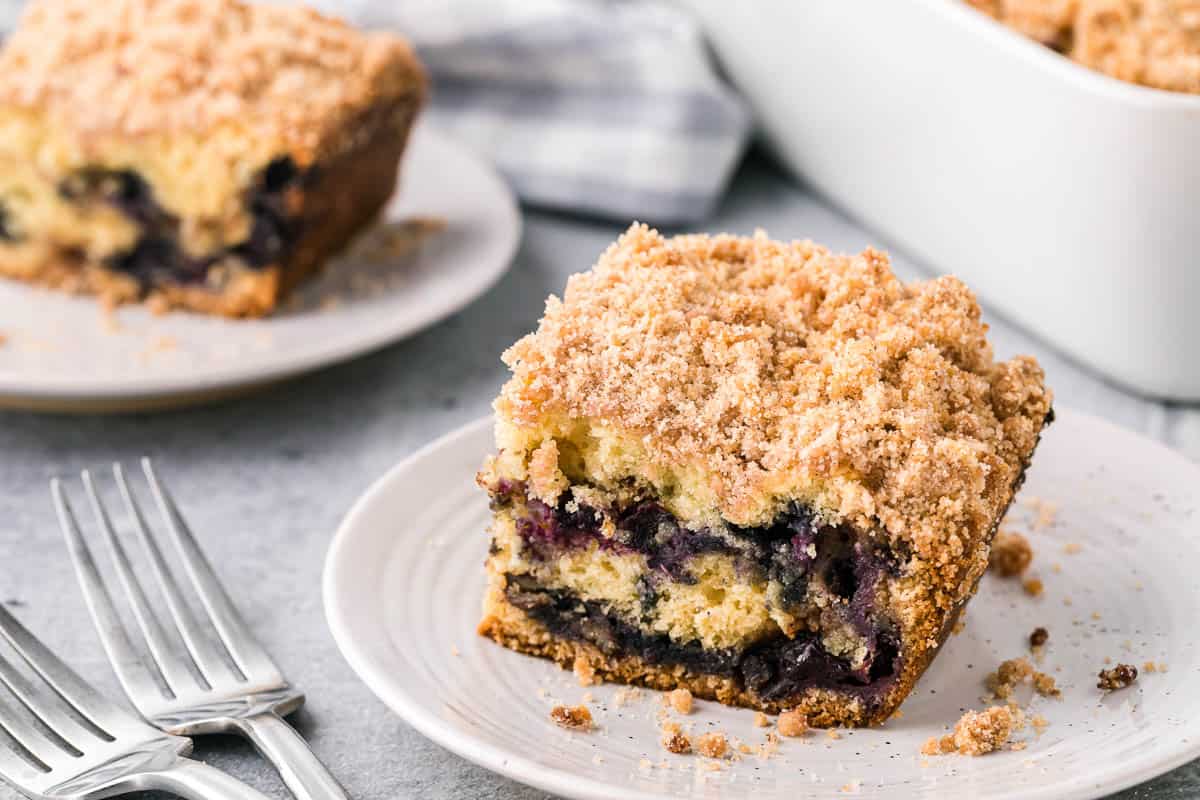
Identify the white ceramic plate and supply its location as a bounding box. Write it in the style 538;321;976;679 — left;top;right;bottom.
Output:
324;410;1200;800
0;121;520;411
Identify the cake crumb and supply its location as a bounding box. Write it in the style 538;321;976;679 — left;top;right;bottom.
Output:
550;704;593;730
1063;542;1083;554
696;732;728;758
668;688;693;714
753;711;770;728
1143;661;1157;673
1031;714;1049;733
1098;664;1138;692
890;708;904;720
737;742;754;754
613;686;642;707
450;645;460;657
826;729;842;740
1032;671;1060;698
1029;627;1049;648
0;332;7;347
990;529;1033;576
922;706;1019;756
952;616;967;635
581;692;594;703
638;758;653;770
572;656;597;686
986;658;1034;699
777;709;809;737
662;727;692;755
1023;578;1044;597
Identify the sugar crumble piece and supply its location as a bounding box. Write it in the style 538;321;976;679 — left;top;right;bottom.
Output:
638;758;654;770
449;645;460;657
0;332;7;347
990;529;1033;577
661;723;692;755
668;688;693;714
1031;714;1049;733
1098;664;1138;692
923;706;1020;756
696;732;728;759
1143;661;1157;673
1021;496;1059;529
1023;577;1044;597
1063;542;1083;555
1029;627;1049;648
572;655;597;686
550;704;593;730
777;709;809;737
1032;671;1060;698
985;657;1034;699
581;692;594;703
753;711;771;728
826;729;842;740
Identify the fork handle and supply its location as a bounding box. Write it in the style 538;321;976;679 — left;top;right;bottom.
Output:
235;711;351;800
143;756;276;800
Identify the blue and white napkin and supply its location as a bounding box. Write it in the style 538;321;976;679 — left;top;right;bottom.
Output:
320;0;753;224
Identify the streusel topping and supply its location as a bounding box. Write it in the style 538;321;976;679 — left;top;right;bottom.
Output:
968;0;1200;94
497;224;1050;579
0;0;424;152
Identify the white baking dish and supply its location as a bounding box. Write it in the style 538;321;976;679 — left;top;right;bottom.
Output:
682;0;1200;400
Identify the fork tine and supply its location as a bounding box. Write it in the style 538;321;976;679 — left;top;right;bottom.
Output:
0;727;45;786
142;458;277;678
114;463;237;686
0;645;103;750
0;690;60;772
0;602;132;742
81;470;197;696
51;480;169;721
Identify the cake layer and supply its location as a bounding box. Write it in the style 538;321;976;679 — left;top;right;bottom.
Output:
480;582;904;727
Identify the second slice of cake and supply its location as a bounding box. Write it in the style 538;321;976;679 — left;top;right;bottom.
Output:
0;0;426;317
479;224;1052;727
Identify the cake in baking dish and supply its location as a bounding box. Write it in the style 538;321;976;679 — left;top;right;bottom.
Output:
967;0;1200;94
0;0;426;317
477;223;1052;727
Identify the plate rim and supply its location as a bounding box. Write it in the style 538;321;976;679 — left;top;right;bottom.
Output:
0;122;521;401
323;408;1200;800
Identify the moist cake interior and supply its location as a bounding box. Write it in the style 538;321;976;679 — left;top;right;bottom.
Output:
484;474;905;713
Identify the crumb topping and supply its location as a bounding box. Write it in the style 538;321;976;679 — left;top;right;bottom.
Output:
661;722;692;754
1098;663;1139;691
1023;577;1045;596
1029;626;1049;648
922;705;1021;756
967;0;1200;94
550;704;593;730
668;688;694;714
496;224;1051;597
777;709;809;737
990;529;1034;576
0;0;425;153
696;732;729;758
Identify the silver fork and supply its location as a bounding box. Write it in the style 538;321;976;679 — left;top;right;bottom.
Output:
0;603;272;799
52;459;349;800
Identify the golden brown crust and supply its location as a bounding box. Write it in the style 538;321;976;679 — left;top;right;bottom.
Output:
967;0;1200;94
0;0;426;158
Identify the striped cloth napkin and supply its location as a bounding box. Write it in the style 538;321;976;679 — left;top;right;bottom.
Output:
321;0;754;224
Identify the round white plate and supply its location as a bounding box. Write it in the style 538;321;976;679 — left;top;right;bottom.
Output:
0;121;520;411
324;410;1200;800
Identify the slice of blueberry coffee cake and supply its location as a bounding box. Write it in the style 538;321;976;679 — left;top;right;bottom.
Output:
0;0;425;317
478;224;1052;727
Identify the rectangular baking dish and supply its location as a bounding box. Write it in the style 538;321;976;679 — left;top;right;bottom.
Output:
682;0;1200;400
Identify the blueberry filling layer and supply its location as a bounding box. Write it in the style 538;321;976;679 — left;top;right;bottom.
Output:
505;577;901;707
53;156;303;286
491;480;902;606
